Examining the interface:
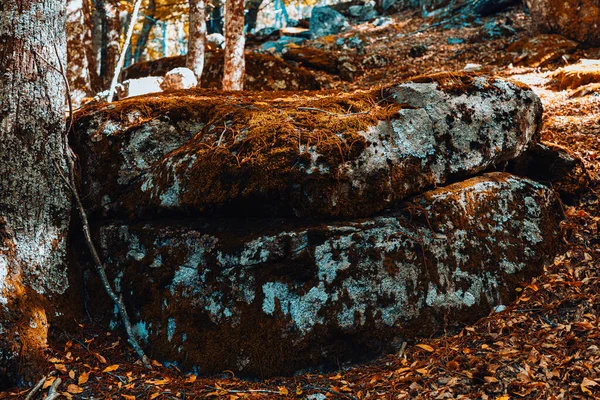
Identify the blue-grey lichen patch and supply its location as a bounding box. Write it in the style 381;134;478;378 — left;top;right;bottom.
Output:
86;172;562;377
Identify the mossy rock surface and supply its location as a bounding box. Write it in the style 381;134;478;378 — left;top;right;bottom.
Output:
73;73;542;220
82;173;562;377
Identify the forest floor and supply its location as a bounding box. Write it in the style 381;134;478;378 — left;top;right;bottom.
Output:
4;7;600;400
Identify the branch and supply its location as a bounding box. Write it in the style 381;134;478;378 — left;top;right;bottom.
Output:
107;0;144;102
45;377;62;400
51;42;153;369
24;372;53;400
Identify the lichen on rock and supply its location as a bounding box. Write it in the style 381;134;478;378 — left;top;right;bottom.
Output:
82;172;562;377
73;73;543;220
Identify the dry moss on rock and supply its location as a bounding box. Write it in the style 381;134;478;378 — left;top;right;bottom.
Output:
73;73;543;220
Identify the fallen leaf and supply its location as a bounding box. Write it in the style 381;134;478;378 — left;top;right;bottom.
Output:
54;364;68;373
150;394;160;399
68;370;75;380
278;386;289;395
93;352;107;364
185;374;197;384
78;371;90;385
43;376;56;389
146;378;170;385
582;377;598;395
122;395;136;400
67;384;84;394
102;364;119;373
416;344;434;352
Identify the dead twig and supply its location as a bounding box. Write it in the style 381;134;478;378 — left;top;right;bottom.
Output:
45;377;62;400
303;385;358;400
51;42;152;369
397;341;408;359
206;386;281;395
24;371;54;400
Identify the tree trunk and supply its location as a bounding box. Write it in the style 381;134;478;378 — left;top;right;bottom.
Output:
90;0;105;92
245;0;264;33
0;0;71;389
222;0;245;90
208;0;224;35
99;0;122;90
187;0;207;80
134;0;157;63
80;0;103;94
108;0;143;101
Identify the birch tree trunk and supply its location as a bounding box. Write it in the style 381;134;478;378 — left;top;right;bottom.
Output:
0;0;72;389
222;0;245;90
187;0;207;81
134;0;157;63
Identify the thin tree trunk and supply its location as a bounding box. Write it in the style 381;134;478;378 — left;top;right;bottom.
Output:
208;0;224;35
81;0;103;93
0;0;71;389
222;0;245;90
245;0;264;33
123;13;134;67
108;0;143;101
100;0;122;90
187;0;207;80
134;0;157;63
91;0;104;89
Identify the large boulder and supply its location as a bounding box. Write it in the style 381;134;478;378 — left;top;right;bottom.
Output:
525;0;600;46
72;73;542;220
310;6;350;37
83;172;563;377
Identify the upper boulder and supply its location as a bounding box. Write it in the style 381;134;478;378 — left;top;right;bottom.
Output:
73;73;542;220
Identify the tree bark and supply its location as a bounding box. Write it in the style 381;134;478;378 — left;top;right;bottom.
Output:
187;0;207;80
208;0;224;34
108;0;143;101
0;0;71;389
245;0;264;33
222;0;245;90
133;0;157;63
98;0;122;90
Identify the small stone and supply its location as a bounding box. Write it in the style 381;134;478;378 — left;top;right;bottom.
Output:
309;6;349;37
161;68;198;91
447;37;465;45
464;63;483;72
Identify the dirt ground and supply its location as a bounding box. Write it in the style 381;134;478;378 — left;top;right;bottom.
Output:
4;6;600;399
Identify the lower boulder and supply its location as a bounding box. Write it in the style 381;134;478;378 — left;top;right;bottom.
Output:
84;172;562;377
